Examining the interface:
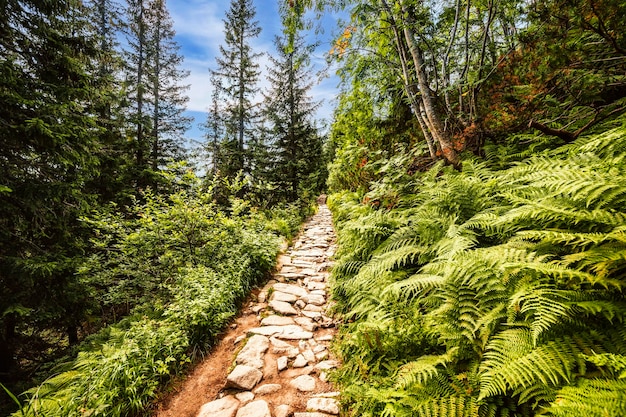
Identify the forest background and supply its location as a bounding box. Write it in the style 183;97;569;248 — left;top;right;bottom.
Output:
2;0;626;416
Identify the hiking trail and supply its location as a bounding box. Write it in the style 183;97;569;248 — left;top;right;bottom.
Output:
154;203;340;417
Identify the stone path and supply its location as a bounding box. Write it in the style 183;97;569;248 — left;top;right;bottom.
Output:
196;204;339;417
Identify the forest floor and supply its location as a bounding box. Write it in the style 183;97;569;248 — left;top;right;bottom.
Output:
151;203;340;417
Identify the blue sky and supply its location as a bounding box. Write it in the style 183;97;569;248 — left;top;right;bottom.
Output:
166;0;345;147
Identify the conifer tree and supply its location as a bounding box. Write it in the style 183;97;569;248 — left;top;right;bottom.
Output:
0;0;103;370
210;0;263;178
262;16;324;202
144;0;191;188
124;0;190;191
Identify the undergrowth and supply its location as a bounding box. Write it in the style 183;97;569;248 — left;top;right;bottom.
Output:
9;182;310;416
328;119;626;417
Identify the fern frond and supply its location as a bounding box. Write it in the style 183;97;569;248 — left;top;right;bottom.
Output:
479;330;582;400
395;348;460;389
539;378;626;417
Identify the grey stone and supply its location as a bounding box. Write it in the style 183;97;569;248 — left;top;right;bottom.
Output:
302;295;325;306
248;326;284;337
235;391;255;405
307;398;340;415
315;360;338;371
226;365;263;390
269;300;298;315
236;335;269;369
292;354;308;368
301;311;322;319
294;317;317;332
290;375;316;392
276;330;314;340
271;291;298;303
253;383;282;395
295;299;306;309
236;400;271;417
277;356;288;371
303;304;323;312
302;349;316;364
273;283;309;298
307;281;327;291
261;315;295;326
197;395;240;417
275;404;291;417
294;413;334;417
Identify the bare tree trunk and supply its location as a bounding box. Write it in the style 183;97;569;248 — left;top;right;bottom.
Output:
381;0;437;160
400;1;461;169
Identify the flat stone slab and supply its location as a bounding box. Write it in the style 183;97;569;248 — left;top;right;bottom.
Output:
275;330;314;340
302;295;325;306
294;413;335;417
307;398;340;415
269;300;298;315
273;283;309;298
254;383;282;395
271;291;298;303
197;395;240;417
261;315;295;326
290;374;317;392
226;365;263;390
236;400;271;417
236;335;269;369
275;405;291;417
315;360;339;371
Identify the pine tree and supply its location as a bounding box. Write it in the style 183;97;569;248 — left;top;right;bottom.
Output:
144;0;191;189
124;0;190;191
0;0;103;371
262;20;324;202
210;0;263;178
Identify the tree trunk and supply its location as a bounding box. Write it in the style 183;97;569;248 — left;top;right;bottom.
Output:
400;1;461;169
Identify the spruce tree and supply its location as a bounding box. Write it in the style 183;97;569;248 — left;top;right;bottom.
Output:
124;0;190;191
262;21;324;202
144;0;191;189
210;0;262;178
0;0;103;370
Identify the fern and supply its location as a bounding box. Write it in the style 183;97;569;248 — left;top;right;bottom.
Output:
539;379;626;417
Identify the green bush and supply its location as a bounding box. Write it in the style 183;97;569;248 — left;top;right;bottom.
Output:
11;183;307;416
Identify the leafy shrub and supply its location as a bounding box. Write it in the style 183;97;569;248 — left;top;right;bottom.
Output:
11;181;307;416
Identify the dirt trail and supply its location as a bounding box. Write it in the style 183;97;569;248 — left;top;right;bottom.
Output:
153;204;339;417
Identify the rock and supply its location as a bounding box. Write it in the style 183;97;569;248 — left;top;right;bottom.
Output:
234;335;247;345
271;291;298;303
257;291;267;303
236;335;269;369
301;311;322;319
261;315;295;326
294;413;335;417
269;300;298;315
290;375;316;392
270;337;293;349
307;398;340;415
236;400;271;417
304;304;323;312
273;283;309;298
292;354;308;368
315;360;338;371
307;281;327;291
254;383;282;395
315;351;329;361
315;334;333;342
197;395;240;417
302;295;325;306
248;326;284;337
226;365;263;390
277;356;288;371
302;349;316;364
295;299;306;309
251;304;265;314
294;317;318;332
275;404;291;417
235;391;255;405
276;330;314;340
